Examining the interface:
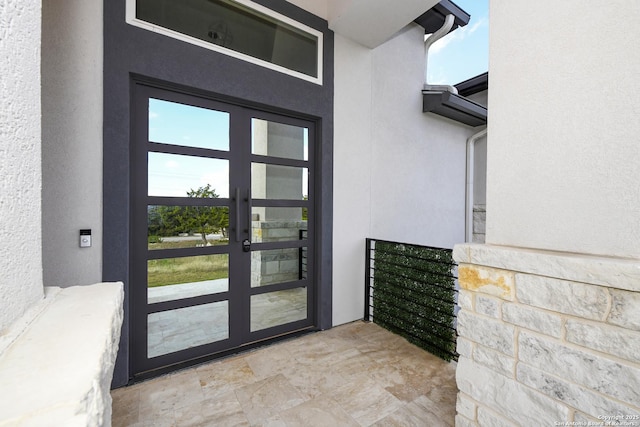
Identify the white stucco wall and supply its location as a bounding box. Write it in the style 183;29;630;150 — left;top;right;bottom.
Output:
370;25;473;248
42;0;104;286
0;0;44;331
332;34;374;326
486;0;640;258
332;24;482;325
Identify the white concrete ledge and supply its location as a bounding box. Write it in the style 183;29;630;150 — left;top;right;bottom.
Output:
453;243;640;292
0;283;124;427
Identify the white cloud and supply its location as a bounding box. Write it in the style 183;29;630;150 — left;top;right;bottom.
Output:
470;16;487;33
165;160;180;169
149;111;159;120
200;167;230;198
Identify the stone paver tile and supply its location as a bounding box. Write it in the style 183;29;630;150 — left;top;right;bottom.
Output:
421;387;458;423
410;395;456;426
234;374;307;425
327;373;403;426
197;355;257;398
369;364;432;403
244;343;295;379
173;390;250;427
133;371;203;427
111;384;141;426
264;395;359;427
285;334;354;365
282;353;362;399
371;402;436;427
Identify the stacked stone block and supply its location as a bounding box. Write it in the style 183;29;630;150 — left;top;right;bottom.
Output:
453;244;640;426
251;220;307;287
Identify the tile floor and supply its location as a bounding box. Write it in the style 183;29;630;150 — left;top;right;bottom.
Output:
111;321;458;426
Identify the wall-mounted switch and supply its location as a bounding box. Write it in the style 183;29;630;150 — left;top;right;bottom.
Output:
80;229;92;248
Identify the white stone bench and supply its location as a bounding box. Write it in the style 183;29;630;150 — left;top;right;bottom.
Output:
0;283;124;427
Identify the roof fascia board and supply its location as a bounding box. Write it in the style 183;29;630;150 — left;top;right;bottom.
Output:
414;0;470;34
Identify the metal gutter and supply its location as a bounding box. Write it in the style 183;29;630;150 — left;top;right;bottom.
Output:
455;72;489;97
422;90;487;127
417;1;486;126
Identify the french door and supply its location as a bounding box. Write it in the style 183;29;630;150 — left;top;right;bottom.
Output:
131;84;315;376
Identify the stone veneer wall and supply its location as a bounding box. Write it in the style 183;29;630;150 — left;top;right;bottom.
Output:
453;243;640;426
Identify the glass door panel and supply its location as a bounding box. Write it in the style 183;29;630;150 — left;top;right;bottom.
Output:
148;98;230;151
250;248;306;288
251;119;308;160
251;207;306;243
148;205;229;250
148;153;229;198
250;163;307;200
248;115;311;334
148;301;229;358
140;89;235;366
147;254;229;304
250;288;307;332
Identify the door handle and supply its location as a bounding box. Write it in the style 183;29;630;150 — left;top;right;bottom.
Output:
242;239;251;252
245;189;251;238
234;187;241;242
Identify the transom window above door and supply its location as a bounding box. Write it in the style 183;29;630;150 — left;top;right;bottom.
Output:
126;0;323;84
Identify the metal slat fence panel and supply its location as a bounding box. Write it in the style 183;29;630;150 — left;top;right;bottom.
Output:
364;238;458;362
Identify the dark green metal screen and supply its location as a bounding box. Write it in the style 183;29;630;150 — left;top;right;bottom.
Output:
365;239;458;362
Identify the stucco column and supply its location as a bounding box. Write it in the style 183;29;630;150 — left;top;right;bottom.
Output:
453;1;640;425
0;0;44;332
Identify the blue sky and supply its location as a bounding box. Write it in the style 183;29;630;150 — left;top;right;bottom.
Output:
427;0;489;85
148;99;231;198
147;99;308;199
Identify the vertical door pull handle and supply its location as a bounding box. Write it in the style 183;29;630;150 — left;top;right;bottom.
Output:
246;189;252;238
235;187;241;242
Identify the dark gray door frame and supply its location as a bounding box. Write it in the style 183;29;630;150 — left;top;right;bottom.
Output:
130;82;319;378
104;0;333;387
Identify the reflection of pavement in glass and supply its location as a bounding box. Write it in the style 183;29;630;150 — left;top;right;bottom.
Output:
148;301;229;358
251;288;307;332
147;279;229;304
147;285;307;358
157;233;225;243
